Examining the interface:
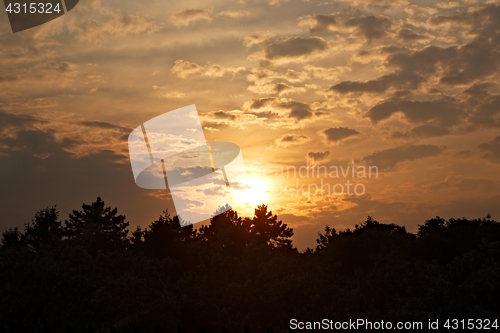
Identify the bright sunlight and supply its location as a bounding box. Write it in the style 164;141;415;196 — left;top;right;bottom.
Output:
231;176;269;213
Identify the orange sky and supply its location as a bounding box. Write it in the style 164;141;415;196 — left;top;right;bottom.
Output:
1;0;500;250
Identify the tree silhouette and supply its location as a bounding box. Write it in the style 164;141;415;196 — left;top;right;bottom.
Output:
141;209;196;259
1;227;22;248
198;205;250;255
1;198;499;332
246;204;294;250
23;206;62;251
64;197;129;254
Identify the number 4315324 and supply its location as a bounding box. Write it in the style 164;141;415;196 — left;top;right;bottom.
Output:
444;319;498;330
5;3;62;14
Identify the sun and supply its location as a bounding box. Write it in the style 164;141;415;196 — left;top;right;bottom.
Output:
230;176;269;212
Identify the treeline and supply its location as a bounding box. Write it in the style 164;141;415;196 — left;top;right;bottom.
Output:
0;197;499;332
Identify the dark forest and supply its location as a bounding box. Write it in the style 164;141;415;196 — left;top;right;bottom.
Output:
1;197;499;332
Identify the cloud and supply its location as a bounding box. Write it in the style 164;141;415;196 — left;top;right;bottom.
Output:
283;70;310;83
78;120;131;132
70;13;158;42
299;14;393;42
265;37;328;60
211;111;238;121
468;91;500;128
248;82;306;96
330;72;423;94
363;144;445;169
275;134;311;147
201;109;265;130
246;67;310;95
282;101;313;120
171;60;245;78
338;0;407;7
392;124;450;139
305;65;347;80
426;175;498;192
405;5;437;20
394;28;428;43
171;9;212;27
479;136;500;163
299;14;337;33
249;36;331;64
0;111;39;132
365;98;462;126
0;109;176;233
306;151;331;164
244;98;313;122
243;31;275;48
344;16;393;41
0;74;18;82
320;127;360;144
171;60;203;78
268;0;289;7
218;10;249;18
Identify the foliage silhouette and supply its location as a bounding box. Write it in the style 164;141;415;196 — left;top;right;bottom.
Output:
0;197;499;332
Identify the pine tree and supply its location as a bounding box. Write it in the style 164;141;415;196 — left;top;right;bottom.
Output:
64;197;129;253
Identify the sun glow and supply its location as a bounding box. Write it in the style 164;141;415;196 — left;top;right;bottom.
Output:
231;176;269;212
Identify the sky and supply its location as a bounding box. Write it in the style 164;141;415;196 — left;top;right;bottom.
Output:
1;0;500;250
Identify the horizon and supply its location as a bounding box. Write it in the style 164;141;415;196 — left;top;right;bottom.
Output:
1;0;500;251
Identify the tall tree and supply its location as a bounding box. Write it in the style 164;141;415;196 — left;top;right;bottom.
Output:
247;204;294;250
198;205;250;254
23;206;62;250
142;210;196;259
1;227;22;248
64;197;129;253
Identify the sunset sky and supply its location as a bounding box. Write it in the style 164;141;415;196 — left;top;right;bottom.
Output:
1;0;500;249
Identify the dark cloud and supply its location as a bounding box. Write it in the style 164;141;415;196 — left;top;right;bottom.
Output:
330;72;423;94
478;136;500;163
331;3;500;116
245;111;279;119
326;4;500;139
468;92;500;128
0;110;174;234
306;15;337;33
275;134;311;147
39;61;76;74
202;121;230;129
306;151;330;164
320;127;359;143
212;111;237;121
0;110;40;129
0;133;168;234
245;98;312;122
366;98;462;126
0;74;18;82
248;98;275;110
394;28;427;43
392;124;450;139
363;144;445;169
275;83;299;94
302;14;392;41
427;175;498;192
281;101;312;120
171;9;211;27
393;6;500;86
345;15;392;41
79;121;131;132
264;37;329;60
